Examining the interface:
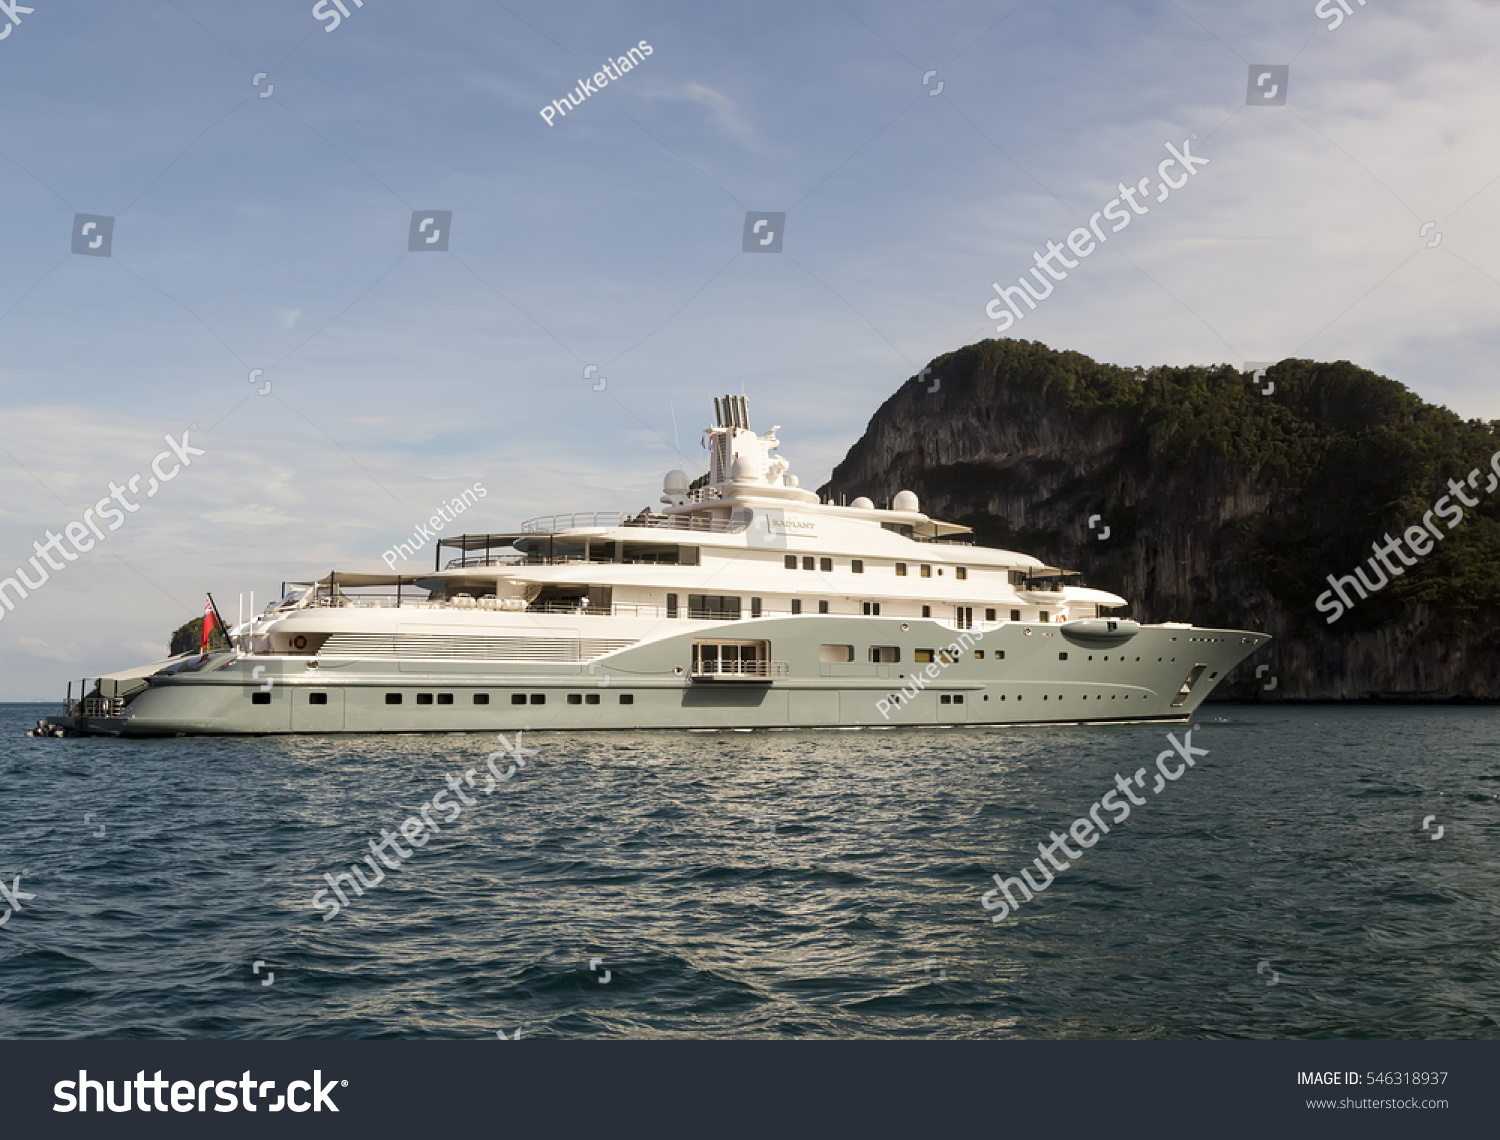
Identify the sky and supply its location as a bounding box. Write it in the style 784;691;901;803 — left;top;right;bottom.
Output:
1;0;1497;698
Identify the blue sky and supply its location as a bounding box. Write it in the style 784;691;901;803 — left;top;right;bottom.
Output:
1;0;1498;697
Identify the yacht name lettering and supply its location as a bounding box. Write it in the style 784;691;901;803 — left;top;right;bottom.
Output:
0;428;203;626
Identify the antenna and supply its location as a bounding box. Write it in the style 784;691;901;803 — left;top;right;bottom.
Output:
670;401;683;468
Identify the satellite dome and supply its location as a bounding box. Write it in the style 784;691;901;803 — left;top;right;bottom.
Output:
851;496;874;510
892;489;919;512
663;470;689;495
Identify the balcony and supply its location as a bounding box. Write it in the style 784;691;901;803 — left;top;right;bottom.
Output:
690;659;789;680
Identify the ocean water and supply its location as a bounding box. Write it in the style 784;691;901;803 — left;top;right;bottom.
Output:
0;703;1496;1040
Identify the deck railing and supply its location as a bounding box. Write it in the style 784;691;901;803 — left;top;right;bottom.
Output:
519;512;745;535
690;659;790;678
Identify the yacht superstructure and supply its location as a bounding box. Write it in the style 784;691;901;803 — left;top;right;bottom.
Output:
48;396;1268;736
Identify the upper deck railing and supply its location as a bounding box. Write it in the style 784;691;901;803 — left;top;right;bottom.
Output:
519;511;746;535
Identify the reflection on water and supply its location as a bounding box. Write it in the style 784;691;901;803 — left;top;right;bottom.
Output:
0;704;1496;1039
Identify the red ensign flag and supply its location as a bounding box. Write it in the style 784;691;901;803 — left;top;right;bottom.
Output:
200;595;217;654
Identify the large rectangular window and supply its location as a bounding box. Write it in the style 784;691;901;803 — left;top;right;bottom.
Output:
802;556;815;570
785;555;797;569
921;605;931;618
751;597;762;618
914;649;935;663
985;608;996;622
819;644;854;663
818;600;829;614
689;594;741;620
852;559;864;574
1010;609;1021;622
791;599;802;615
869;646;900;663
895;563;907;577
666;592;678;618
956;567;967;580
920;565;932;578
862;601;881;615
819;557;833;572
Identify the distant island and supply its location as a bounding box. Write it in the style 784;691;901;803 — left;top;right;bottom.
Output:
819;338;1500;701
167;616;231;657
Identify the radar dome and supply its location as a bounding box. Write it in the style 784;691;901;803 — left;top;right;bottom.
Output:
851;496;874;510
663;470;689;495
892;489;919;512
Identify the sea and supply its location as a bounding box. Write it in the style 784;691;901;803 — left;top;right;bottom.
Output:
1;703;1496;1039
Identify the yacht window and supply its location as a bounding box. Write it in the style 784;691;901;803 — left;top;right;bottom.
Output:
785;555;797;569
474;693;490;705
751;597;762;618
940;695;952;705
666;593;678;618
915;649;935;663
819;645;854;663
802;556;815;570
791;599;802;615
1059;652;1068;661
689;594;741;620
309;692;328;705
986;608;996;622
586;693;600;705
852;560;864;574
620;694;634;705
437;693;453;705
956;567;967;580
416;693;434;705
1009;570;1027;585
869;646;899;663
920;565;931;578
568;694;583;705
511;693;526;705
818;600;829;614
1040;611;1049;622
819;557;833;572
974;651;984;660
921;605;931;618
385;693;402;705
896;563;907;577
253;692;272;705
996;650;1006;660
938;649;957;665
954;694;964;704
1010;609;1021;621
530;694;545;704
862;601;881;615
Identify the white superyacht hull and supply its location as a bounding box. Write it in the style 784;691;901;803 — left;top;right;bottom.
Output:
102;615;1265;736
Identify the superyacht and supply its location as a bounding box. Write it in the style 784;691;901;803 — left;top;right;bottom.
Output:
43;396;1268;735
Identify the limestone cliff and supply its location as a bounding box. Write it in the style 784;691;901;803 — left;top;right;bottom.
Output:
819;339;1500;700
